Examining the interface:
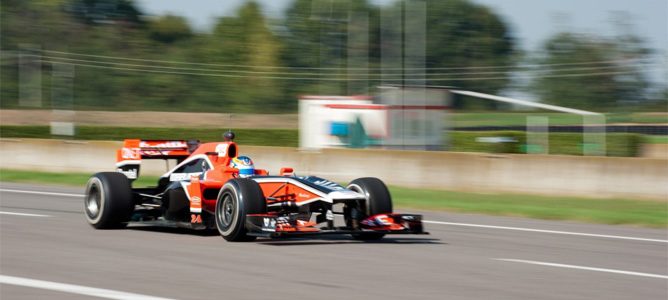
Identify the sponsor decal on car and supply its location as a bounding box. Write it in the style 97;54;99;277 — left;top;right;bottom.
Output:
139;150;174;156
121;148;139;159
262;218;277;232
215;143;228;157
169;172;202;182
361;214;393;227
139;141;188;148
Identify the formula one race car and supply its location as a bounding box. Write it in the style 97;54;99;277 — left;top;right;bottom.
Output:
83;132;426;241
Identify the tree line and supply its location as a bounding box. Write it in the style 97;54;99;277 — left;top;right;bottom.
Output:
1;0;662;113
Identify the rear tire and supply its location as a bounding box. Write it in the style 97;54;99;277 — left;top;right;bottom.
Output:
84;172;134;229
347;177;393;240
215;178;267;242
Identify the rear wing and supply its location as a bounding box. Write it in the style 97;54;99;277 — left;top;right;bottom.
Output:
116;139;200;180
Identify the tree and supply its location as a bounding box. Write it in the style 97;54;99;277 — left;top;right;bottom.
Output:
660;88;668;109
281;0;379;95
210;1;285;112
530;32;650;110
65;0;143;26
0;0;78;107
1;0;518;113
147;15;192;44
418;0;516;109
281;0;516;109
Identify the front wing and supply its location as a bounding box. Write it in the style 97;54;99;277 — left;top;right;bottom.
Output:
245;213;427;238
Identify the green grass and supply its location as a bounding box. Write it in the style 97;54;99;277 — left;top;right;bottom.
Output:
0;169;160;188
2;169;665;227
452;112;584;127
644;135;668;144
452;112;668;127
390;187;668;228
449;131;643;157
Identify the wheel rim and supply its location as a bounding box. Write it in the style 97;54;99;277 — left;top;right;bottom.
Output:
85;184;101;219
219;193;235;228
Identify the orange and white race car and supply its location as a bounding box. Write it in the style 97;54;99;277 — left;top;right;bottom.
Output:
84;132;426;241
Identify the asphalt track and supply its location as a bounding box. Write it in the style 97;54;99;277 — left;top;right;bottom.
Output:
1;182;666;300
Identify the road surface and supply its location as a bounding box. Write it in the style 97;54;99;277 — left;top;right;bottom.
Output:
1;182;666;300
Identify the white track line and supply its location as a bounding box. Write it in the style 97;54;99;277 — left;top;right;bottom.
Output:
2;188;666;244
0;211;50;217
495;259;668;279
423;220;668;243
0;188;82;198
0;275;178;300
424;220;668;243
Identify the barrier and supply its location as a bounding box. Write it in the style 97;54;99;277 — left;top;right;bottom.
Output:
1;138;666;200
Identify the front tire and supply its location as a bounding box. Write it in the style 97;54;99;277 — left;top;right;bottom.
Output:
347;177;393;240
84;172;134;229
215;178;267;242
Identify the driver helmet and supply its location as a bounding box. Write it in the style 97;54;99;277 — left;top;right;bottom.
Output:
231;156;255;178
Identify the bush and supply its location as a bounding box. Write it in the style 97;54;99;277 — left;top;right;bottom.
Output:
448;131;643;157
449;131;526;154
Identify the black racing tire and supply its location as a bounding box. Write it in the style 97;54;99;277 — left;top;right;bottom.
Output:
346;177;393;240
84;172;134;229
215;178;267;242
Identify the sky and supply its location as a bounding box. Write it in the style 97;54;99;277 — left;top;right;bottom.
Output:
135;0;667;87
135;0;667;52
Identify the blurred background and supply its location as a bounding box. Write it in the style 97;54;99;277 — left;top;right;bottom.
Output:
1;0;666;158
1;3;667;299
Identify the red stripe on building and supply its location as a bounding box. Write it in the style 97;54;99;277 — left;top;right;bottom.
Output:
324;104;387;110
299;95;373;101
388;105;450;110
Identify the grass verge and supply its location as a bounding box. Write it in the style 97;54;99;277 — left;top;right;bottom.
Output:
0;169;160;188
451;112;668;127
390;187;667;228
2;169;665;227
644;135;668;144
449;131;644;157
